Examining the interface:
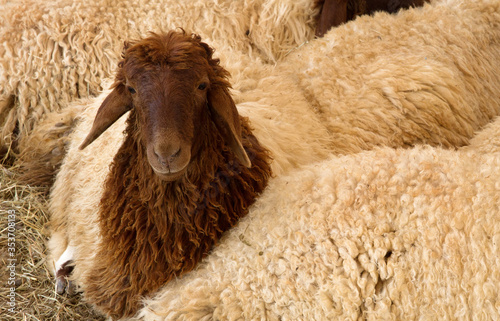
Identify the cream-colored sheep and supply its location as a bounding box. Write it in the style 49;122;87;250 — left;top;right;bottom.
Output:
229;0;500;175
0;0;317;152
138;116;500;320
253;0;500;155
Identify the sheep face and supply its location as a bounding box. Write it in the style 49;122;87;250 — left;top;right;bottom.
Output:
123;61;210;181
79;31;251;181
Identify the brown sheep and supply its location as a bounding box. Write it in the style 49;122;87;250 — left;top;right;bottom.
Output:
50;30;272;319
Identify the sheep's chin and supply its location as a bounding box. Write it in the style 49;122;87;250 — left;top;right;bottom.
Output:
152;167;187;182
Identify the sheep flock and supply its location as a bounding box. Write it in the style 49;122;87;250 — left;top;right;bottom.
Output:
1;0;499;320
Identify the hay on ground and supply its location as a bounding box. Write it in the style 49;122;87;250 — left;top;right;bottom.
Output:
0;166;104;320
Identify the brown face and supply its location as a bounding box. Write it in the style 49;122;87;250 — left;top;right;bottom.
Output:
79;31;251;182
124;63;211;180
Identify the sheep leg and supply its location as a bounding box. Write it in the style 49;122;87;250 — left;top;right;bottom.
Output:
54;245;77;295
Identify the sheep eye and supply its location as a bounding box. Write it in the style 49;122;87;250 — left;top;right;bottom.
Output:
197;82;207;90
127;86;136;94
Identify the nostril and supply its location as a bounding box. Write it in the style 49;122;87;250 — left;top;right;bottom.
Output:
154;146;181;167
154;149;168;166
171;147;181;159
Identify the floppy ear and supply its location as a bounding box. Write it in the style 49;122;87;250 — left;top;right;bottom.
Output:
79;84;132;150
208;85;251;168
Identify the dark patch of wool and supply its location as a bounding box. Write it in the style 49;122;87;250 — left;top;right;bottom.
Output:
84;108;272;319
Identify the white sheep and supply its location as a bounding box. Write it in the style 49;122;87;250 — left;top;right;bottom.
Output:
41;0;500;319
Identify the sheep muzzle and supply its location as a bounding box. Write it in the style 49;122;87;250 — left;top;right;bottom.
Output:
146;134;191;181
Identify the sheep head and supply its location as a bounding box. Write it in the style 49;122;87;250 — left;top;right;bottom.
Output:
79;30;251;181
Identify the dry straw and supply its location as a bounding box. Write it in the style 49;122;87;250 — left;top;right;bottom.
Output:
0;166;103;320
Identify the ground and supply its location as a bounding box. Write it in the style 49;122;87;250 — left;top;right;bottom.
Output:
0;166;104;320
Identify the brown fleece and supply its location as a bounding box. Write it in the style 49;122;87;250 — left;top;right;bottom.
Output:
81;31;272;319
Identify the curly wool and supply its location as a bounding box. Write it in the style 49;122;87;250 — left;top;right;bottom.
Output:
20;0;500;318
138;109;500;321
276;0;500;152
227;0;500;177
82;107;271;319
134;0;500;319
45;29;274;318
18;0;500;178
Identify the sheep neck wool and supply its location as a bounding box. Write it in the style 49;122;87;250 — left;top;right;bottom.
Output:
83;108;272;318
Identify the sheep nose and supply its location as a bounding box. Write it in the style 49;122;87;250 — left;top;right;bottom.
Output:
154;144;181;168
